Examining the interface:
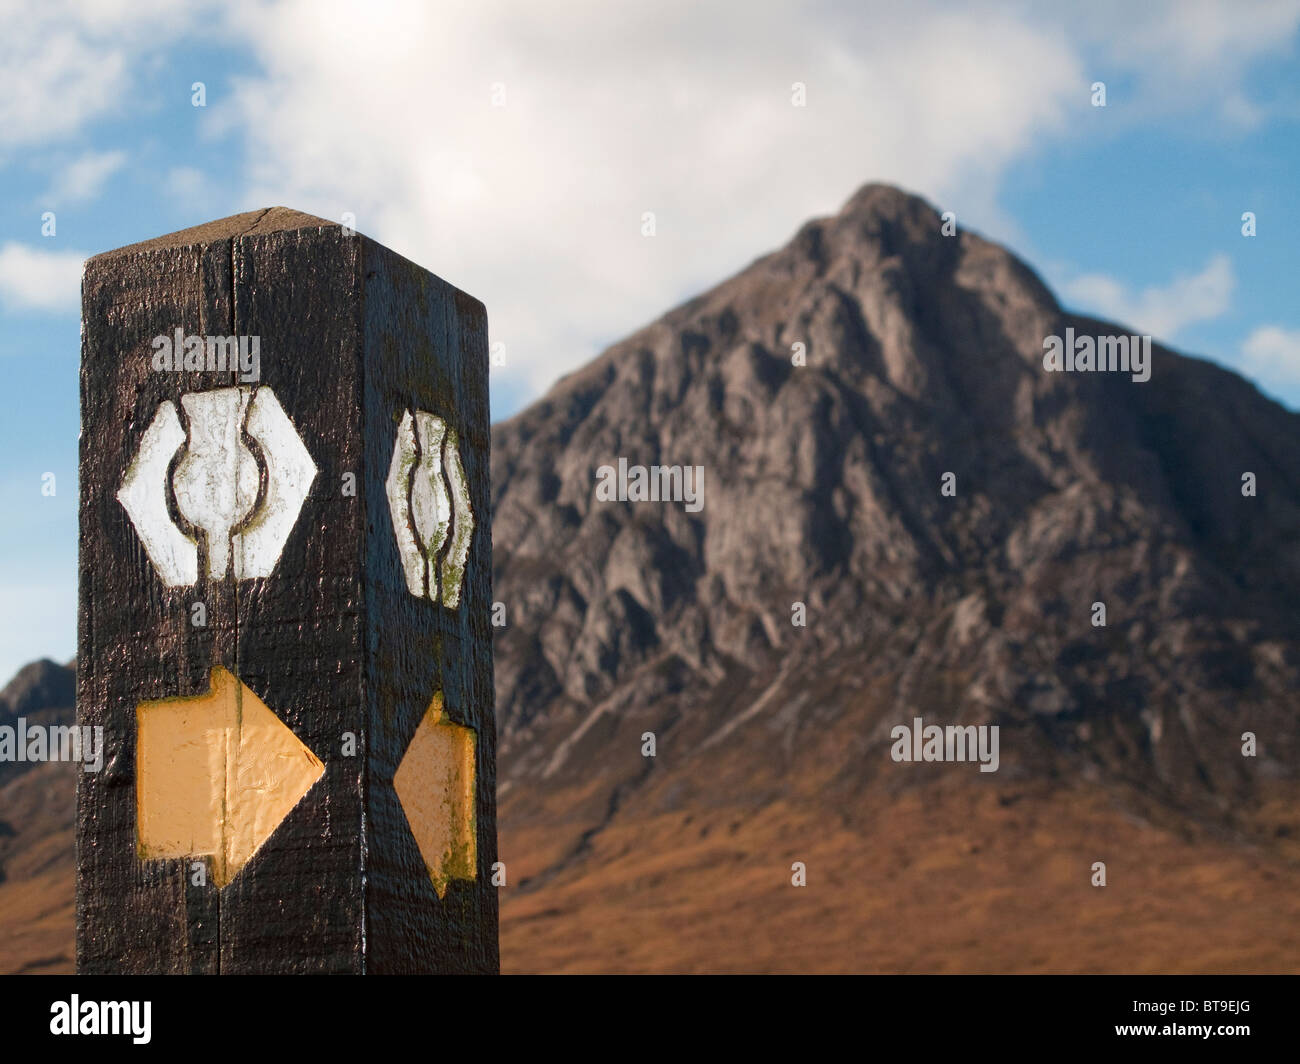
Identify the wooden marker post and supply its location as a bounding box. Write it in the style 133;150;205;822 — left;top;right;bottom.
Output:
77;208;497;974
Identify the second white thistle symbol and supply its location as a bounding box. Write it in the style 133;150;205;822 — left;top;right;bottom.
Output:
385;409;473;608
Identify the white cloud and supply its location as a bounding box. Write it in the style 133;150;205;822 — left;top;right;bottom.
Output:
6;0;1294;402
1069;0;1300;127
0;242;86;312
162;165;221;213
206;0;1300;400
215;0;1086;395
43;148;126;204
0;0;212;150
1239;324;1300;390
1061;254;1235;340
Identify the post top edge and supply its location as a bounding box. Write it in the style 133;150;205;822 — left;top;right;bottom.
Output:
87;207;341;264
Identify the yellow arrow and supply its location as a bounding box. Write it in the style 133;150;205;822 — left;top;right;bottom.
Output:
136;666;324;887
394;692;476;898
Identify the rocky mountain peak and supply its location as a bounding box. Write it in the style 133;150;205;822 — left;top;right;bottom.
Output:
489;183;1300;827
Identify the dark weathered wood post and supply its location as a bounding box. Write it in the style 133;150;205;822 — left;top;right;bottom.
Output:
77;208;496;973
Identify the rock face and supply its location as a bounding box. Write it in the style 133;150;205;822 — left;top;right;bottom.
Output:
491;183;1300;836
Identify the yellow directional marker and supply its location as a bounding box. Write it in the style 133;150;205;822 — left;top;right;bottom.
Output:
394;693;476;899
136;666;324;887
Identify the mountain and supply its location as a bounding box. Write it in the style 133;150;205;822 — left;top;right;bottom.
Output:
3;184;1299;973
490;184;1300;971
493;182;1300;805
0;659;75;974
0;659;75;722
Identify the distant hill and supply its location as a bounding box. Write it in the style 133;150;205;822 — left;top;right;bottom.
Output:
0;659;74;720
0;659;75;973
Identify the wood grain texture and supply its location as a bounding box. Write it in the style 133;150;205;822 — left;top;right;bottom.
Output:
361;241;496;974
77;209;496;974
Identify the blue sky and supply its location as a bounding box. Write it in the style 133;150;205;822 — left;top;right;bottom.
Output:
1;0;1298;682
